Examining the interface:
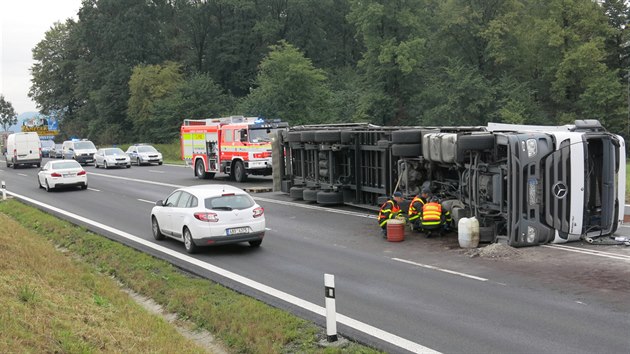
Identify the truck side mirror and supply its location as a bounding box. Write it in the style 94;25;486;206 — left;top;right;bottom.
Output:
240;129;248;142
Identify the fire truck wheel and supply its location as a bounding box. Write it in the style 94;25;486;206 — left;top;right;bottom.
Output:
233;160;248;182
195;160;208;179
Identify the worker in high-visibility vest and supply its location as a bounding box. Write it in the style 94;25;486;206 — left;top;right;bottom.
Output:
408;186;430;231
378;191;404;238
420;196;452;237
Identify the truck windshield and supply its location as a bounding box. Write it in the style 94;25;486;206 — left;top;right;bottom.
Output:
583;135;617;233
249;128;281;143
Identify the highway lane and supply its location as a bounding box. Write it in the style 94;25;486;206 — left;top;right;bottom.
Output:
1;160;629;353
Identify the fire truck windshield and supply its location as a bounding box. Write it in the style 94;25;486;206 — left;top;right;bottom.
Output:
249;128;278;143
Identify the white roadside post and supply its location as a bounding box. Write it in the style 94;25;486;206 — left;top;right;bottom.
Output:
1;181;5;201
324;273;337;342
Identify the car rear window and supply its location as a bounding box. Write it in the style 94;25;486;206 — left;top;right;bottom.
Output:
204;194;254;210
52;161;81;170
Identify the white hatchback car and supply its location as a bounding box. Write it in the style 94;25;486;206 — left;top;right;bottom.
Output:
38;160;88;191
94;148;131;169
151;185;265;253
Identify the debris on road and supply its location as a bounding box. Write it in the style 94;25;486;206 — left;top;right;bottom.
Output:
464;243;522;259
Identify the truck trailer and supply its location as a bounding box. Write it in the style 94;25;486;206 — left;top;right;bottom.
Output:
274;120;625;247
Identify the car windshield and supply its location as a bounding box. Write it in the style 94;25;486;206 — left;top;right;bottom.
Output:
204;194;254;210
55;144;62;149
51;161;81;170
75;141;95;149
41;140;55;148
104;148;125;156
138;146;157;153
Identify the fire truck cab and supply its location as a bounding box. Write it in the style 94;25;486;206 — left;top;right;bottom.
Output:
181;116;288;182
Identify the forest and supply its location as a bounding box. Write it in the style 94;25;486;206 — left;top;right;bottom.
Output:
28;0;630;145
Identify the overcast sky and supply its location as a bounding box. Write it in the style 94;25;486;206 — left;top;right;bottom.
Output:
0;0;82;115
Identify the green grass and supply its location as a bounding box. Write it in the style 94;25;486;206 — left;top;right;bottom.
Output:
0;200;381;354
0;212;206;353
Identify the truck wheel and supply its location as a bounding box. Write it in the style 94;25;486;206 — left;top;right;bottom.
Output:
12;158;17;169
303;189;319;201
287;132;302;142
300;131;316;142
391;143;422;157
314;130;341;143
289;186;305;199
317;191;343;205
391;130;422;144
233;160;247;182
195;160;207;179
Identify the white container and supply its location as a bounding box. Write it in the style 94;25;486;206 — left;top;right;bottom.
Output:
458;217;480;248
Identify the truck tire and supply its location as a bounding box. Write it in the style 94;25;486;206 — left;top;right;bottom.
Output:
317;191;343;205
314;130;341;143
195;160;207;179
233;160;248;182
303;189;319;201
340;131;355;144
391;130;422;144
287;132;302;142
457;134;494;151
300;131;316;142
289;186;305;199
391;143;422;157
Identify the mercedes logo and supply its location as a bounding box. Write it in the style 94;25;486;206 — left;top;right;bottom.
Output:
552;182;567;199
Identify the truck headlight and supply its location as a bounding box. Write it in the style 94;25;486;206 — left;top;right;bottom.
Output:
526;138;537;157
527;226;536;243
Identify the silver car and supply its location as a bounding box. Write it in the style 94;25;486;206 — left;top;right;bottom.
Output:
126;144;163;166
94;148;131;169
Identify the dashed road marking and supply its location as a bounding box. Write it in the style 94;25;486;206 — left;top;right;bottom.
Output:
392;258;488;282
87;188;100;192
17;173;28;177
148;170;165;174
137;199;155;204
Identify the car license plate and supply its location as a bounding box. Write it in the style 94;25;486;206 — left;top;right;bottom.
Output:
63;173;76;177
226;227;250;235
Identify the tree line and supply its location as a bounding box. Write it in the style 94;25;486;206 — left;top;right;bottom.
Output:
28;0;630;145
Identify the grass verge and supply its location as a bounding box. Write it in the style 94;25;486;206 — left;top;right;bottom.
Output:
0;200;379;353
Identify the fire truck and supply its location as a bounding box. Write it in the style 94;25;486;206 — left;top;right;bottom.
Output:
181;116;289;182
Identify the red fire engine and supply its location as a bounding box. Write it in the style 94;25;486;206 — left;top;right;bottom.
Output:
181;116;288;182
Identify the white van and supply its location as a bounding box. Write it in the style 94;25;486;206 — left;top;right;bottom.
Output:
5;132;42;168
62;139;97;165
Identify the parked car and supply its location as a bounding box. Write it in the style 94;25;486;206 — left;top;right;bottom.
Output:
94;148;131;169
37;160;88;192
150;185;265;253
126;144;163;166
40;140;55;157
52;143;64;158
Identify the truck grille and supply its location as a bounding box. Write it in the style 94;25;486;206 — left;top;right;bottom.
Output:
544;140;571;236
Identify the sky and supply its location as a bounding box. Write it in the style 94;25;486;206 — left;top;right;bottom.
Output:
0;0;82;115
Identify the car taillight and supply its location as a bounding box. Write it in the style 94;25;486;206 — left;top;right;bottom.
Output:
194;212;218;222
51;172;62;177
77;170;86;176
253;152;271;158
253;207;264;218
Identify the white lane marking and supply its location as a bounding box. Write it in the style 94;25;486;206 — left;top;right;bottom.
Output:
18;173;28;177
87;173;378;219
148;170;165;174
393;258;488;282
265;227;271;231
6;190;439;354
545;244;630;258
87;188;100;192
138;199;155;204
542;245;630;262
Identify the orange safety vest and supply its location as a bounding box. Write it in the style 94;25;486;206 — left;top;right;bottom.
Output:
421;202;443;226
407;196;426;222
378;200;400;227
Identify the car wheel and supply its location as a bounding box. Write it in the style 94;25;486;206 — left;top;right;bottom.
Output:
183;228;198;254
158;161;163;166
45;180;52;192
233;160;247;182
37;177;43;189
126;164;131;168
152;217;165;240
12;158;17;169
104;161;109;169
94;161;99;168
81;183;87;190
249;240;262;248
195;160;207;179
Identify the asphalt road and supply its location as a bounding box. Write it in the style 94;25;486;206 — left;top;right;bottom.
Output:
1;159;629;354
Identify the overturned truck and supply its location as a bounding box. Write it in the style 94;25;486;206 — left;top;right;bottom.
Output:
274;120;626;247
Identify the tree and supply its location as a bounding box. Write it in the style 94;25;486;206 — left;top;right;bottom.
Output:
0;95;17;132
238;41;331;125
